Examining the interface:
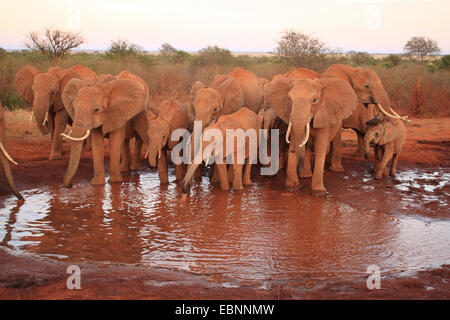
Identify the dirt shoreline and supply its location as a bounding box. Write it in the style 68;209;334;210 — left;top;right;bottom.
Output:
0;117;449;299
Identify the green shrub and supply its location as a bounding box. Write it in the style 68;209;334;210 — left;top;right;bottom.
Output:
438;55;450;70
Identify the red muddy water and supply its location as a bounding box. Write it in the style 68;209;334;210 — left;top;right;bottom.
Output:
0;118;449;299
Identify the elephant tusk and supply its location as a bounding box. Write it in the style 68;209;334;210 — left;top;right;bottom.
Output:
42;111;49;127
60;129;91;142
29;111;34;122
0;142;18;166
205;154;210;167
158;148;161;159
286;121;292;144
144;151;148;159
389;106;412;123
377;104;408;120
298;122;310;148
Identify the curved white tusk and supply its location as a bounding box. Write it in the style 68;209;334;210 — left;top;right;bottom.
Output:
60;129;90;142
42;111;49;126
29;111;34;122
298;122;310;148
377;104;407;120
144;151;148;159
0;142;18;165
286;121;292;144
205;154;210;167
389;106;411;123
158;148;161;159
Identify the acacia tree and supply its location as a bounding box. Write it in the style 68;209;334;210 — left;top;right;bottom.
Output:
159;43;177;56
404;36;440;63
274;30;327;68
25;28;84;62
105;39;143;59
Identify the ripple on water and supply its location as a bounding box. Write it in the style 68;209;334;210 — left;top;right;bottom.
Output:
0;168;449;287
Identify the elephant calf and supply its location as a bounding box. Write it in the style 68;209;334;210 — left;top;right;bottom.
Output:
363;117;406;179
0;104;23;200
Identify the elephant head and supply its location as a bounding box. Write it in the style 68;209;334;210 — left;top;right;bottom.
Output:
14;65;80;134
61;78;146;187
0;105;23;200
363;118;398;159
147;118;170;168
268;78;357;158
190;77;245;128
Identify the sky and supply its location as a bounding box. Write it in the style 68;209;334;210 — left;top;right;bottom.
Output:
0;0;449;54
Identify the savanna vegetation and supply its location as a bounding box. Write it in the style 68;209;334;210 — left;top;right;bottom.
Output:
0;29;449;116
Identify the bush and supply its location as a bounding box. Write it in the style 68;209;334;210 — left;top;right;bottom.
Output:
438;55;450;70
382;54;402;68
105;39;143;59
194;46;234;66
347;51;377;66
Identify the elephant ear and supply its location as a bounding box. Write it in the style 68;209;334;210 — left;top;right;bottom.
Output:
379;121;397;145
99;79;146;135
264;78;294;124
313;78;357;129
14;65;41;103
55;69;81;112
70;64;98;84
215;78;245;115
62;78;90;119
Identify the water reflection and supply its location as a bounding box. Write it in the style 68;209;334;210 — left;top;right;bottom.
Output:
0;167;449;287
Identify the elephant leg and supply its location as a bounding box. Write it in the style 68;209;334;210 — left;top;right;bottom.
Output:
120;139;131;172
232;163;243;190
311;129;328;193
353;133;365;156
216;163;230;190
243;162;252;185
0;152;23;200
300;145;312;178
227;164;234;183
390;153;399;176
48;111;55;140
49;110;66;160
85;135;93;151
329;129;344;172
91;127;106;185
130;136;143;171
158;148;169;184
375;144;393;179
109;127;125;183
285;143;300;189
211;164;220;183
175;163;185;182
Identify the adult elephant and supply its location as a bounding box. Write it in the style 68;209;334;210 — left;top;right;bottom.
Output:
321;64;405;166
14;65;98;160
60;78;146;187
272;67;321;81
0;104;23;200
267;78;357;194
189;67;263;128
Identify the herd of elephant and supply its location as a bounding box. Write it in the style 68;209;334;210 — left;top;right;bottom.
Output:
0;63;408;201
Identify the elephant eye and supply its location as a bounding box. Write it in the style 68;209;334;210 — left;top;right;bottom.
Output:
93;107;100;113
364;84;371;89
312;97;318;104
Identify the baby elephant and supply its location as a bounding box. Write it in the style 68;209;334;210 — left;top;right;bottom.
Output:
363;117;406;178
147;99;190;184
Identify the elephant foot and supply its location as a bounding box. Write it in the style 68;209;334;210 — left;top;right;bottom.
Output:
311;189;328;197
300;170;312;178
91;176;106;185
374;174;383;179
109;175;123;184
243;178;252;186
130;163;141;171
329;164;344;173
285;180;301;192
159;177;169;185
120;165;130;173
48;153;63;160
233;185;243;191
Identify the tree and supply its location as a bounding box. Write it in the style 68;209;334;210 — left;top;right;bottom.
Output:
195;45;233;66
105;39;143;59
159;43;177;56
25;28;83;62
274;30;327;68
403;36;440;63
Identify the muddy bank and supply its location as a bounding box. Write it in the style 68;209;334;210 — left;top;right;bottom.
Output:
0;117;449;299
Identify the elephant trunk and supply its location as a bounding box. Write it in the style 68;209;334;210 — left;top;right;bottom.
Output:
0;151;23;200
63;125;87;188
32;94;51;135
181;162;200;195
147;145;161;168
363;135;371;159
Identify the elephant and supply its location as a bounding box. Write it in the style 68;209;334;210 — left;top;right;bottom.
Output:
321;64;406;168
60;77;147;187
0;104;23;200
182;107;261;195
14;65;98;160
189;67;263;128
146;98;190;184
267;78;357;194
261;67;321;171
363;117;406;179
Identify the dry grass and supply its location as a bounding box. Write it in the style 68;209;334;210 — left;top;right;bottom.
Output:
4;109;41;137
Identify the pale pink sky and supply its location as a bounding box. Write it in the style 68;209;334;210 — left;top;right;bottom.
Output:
1;0;449;53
